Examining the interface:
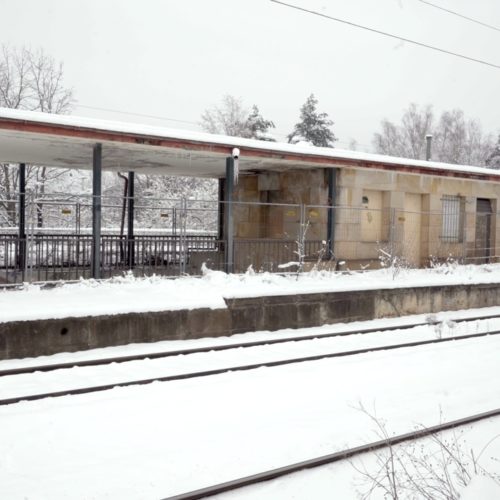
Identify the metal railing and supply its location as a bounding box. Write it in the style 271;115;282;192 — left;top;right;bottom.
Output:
1;193;499;283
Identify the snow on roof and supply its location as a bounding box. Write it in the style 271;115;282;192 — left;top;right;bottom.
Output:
0;106;499;179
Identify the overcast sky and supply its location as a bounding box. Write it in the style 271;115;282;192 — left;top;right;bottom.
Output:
1;0;499;151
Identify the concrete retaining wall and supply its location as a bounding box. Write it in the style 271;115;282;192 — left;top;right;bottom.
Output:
1;282;500;359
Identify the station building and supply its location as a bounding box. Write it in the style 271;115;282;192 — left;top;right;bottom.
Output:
0;107;499;281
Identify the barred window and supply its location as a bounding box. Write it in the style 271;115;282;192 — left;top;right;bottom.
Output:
441;195;464;242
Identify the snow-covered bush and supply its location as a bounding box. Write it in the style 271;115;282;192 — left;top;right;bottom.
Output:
352;405;500;499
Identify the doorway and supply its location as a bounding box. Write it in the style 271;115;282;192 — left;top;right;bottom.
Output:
475;199;492;263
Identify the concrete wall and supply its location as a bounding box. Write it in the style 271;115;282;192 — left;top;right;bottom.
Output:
230;166;500;270
336;168;500;266
2;282;500;359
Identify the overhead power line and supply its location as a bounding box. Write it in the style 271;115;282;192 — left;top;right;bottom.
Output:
75;104;197;125
74;103;374;151
417;0;500;33
269;0;500;70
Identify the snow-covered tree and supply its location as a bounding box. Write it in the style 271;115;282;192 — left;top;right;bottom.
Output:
201;95;275;140
373;103;494;166
0;45;75;226
373;103;434;159
486;135;500;170
287;94;337;147
246;105;276;141
434;109;492;166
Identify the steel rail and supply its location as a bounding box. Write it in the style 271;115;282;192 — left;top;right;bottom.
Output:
2;312;499;377
162;407;500;500
0;329;498;407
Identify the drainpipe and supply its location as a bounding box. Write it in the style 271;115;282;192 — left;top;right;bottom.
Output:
426;135;433;161
326;168;337;259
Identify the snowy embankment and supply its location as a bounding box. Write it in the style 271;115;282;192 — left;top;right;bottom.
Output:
2;262;500;322
0;313;498;399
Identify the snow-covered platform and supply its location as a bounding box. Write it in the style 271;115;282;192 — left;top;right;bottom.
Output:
2;264;500;359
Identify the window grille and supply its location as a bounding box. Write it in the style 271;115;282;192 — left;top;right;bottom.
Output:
441;195;464;242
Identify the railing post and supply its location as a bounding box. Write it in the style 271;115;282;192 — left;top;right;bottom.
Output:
91;144;102;279
299;204;307;272
18;163;26;280
25;191;35;283
224;157;234;274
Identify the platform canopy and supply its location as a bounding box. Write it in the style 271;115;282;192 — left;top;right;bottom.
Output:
0;107;499;180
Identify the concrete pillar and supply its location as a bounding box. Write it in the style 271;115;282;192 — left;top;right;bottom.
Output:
91;144;102;279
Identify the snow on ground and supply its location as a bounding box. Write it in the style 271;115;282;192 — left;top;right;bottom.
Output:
211;417;500;500
2;263;500;322
1;324;500;499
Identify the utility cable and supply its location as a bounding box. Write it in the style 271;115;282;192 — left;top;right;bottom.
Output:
75;104;197;125
270;0;500;69
417;0;500;33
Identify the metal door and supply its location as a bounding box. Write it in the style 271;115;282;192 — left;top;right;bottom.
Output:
475;199;492;263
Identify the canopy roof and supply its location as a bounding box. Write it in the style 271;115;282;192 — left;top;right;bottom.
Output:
0;107;498;181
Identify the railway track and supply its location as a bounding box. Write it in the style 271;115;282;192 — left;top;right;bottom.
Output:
1;313;499;407
1;311;499;378
162;407;500;500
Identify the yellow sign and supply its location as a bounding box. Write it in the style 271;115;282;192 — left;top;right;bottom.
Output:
61;208;72;215
308;210;319;218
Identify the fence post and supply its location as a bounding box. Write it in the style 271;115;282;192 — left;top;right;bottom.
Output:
25;191;35;283
298;204;306;272
179;197;187;274
76;202;81;235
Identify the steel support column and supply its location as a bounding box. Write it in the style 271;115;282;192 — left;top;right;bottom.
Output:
224;158;234;273
18;163;26;277
91;144;102;279
326;168;337;259
127;171;135;268
218;178;225;241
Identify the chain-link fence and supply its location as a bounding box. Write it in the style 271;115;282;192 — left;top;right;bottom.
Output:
1;193;498;283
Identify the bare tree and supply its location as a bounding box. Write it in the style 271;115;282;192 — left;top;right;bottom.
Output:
0;46;75;226
201;95;275;140
487;135;500;170
434;109;493;166
373;103;434;160
373;103;494;166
